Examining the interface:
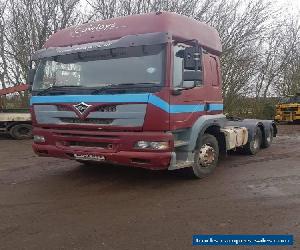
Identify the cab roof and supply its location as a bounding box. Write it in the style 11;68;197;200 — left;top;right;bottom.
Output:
45;12;222;55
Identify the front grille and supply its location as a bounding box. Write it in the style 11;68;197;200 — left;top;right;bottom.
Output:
34;104;146;127
60;118;113;125
57;105;74;111
93;105;117;112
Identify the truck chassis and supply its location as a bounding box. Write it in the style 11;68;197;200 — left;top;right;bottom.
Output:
0;111;32;139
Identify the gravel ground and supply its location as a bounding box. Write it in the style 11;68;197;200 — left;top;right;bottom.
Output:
0;125;299;250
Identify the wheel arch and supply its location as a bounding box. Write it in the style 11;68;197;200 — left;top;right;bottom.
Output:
187;114;227;152
202;125;226;154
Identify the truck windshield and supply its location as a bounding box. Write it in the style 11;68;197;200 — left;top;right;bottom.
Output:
32;44;165;91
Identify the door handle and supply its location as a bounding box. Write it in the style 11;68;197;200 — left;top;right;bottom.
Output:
204;103;210;111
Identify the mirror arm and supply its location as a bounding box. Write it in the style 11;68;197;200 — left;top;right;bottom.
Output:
171;85;197;95
171;88;182;96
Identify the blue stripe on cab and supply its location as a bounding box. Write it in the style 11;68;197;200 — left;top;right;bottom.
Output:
148;95;169;112
170;104;205;113
209;103;224;111
30;94;223;114
149;95;206;113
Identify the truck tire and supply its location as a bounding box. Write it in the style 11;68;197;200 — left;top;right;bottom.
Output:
244;127;262;155
262;127;273;148
183;134;219;179
9;124;33;140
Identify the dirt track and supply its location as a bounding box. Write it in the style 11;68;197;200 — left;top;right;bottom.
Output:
0;125;299;250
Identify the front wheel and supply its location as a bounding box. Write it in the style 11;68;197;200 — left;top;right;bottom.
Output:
183;134;219;179
9;123;33;140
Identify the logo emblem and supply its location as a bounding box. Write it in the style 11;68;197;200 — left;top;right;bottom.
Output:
73;102;91;114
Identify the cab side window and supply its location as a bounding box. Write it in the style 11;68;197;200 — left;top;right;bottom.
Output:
173;44;195;88
173;45;184;88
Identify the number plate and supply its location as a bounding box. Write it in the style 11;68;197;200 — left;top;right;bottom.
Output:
74;153;106;161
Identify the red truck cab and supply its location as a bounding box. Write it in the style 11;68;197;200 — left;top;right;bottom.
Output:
29;12;276;178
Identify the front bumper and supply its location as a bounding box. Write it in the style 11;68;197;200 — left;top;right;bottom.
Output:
32;128;174;170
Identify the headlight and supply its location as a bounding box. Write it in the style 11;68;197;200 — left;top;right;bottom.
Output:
33;135;45;143
149;142;169;150
135;141;150;149
134;141;169;150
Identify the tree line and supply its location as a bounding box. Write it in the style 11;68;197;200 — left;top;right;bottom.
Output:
0;0;299;116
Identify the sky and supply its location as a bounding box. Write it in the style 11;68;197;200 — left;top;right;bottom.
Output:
279;0;300;8
276;0;300;13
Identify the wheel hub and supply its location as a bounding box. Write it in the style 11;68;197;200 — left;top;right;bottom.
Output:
198;144;215;167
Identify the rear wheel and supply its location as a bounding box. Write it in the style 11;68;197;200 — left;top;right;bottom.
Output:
262;127;273;148
9;124;33;140
244;127;262;155
183;134;219;179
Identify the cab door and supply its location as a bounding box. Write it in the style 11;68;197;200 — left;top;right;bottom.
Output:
202;53;223;115
169;43;206;131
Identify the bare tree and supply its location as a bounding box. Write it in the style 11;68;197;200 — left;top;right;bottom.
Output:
85;0;215;21
2;0;80;86
0;0;8;89
273;17;300;96
0;0;299;114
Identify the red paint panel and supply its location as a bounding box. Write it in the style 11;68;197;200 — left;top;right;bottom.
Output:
143;104;170;131
45;12;221;54
170;111;206;130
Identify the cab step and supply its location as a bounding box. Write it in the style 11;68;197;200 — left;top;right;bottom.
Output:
168;160;193;170
174;140;189;147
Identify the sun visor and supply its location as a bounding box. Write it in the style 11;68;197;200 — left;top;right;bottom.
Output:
32;32;171;60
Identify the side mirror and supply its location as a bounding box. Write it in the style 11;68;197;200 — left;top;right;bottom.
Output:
183;46;202;70
27;69;36;85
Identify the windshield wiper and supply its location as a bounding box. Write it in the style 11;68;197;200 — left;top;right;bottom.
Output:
35;83;160;96
91;83;158;94
35;85;84;96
